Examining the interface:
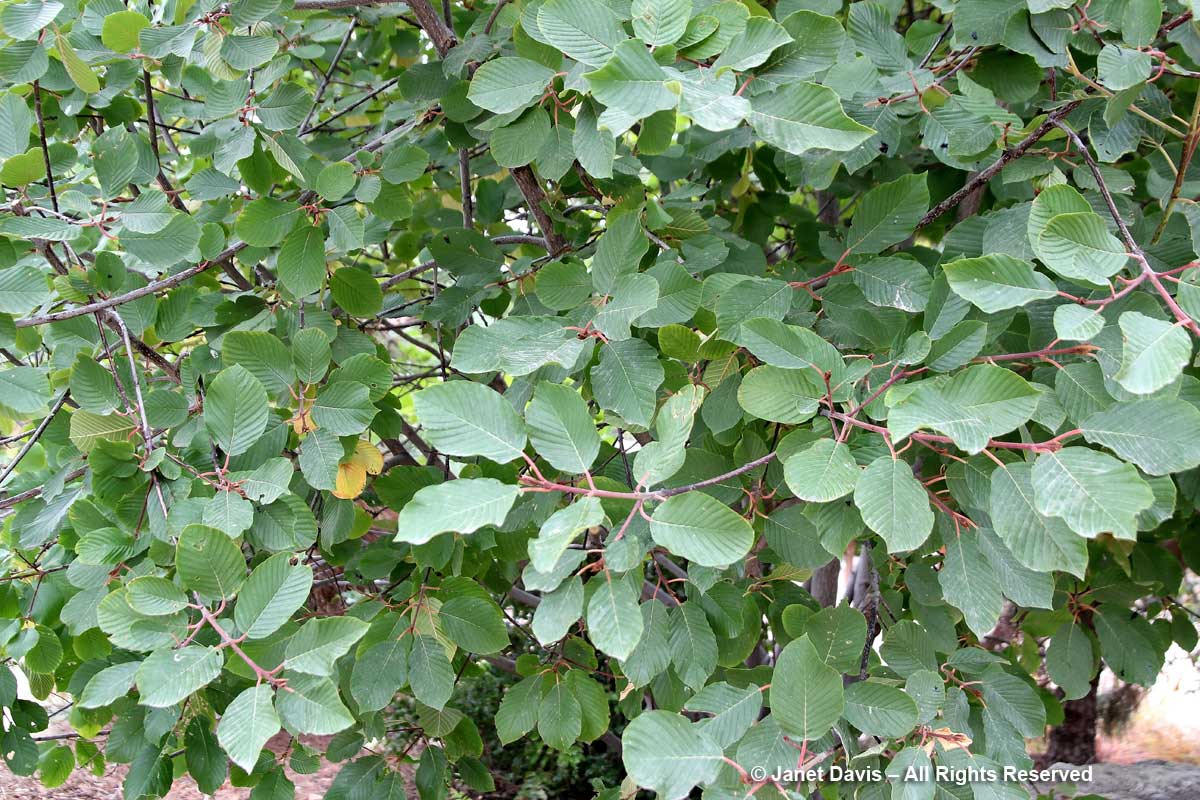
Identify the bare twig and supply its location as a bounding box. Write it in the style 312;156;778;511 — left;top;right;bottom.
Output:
0;392;69;489
301;20;357;132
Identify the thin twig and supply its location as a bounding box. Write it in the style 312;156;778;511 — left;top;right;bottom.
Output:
301;20;357;132
1056;121;1200;338
0;392;69;488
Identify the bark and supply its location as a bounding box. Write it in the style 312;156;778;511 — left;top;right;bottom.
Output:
1043;674;1099;765
809;559;840;608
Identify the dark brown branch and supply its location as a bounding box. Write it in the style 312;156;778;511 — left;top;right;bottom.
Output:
0;466;87;511
916;100;1082;230
510;164;567;254
32;82;57;212
301;20;356;133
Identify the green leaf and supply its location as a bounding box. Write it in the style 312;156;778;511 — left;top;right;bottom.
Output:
843;681;919;739
451;316;585;376
586;571;643;660
979;665;1046;737
0;94;30;160
772;635;844;741
496;675;542;744
939;531;1004;638
806;604;868;672
101;10;150;54
1046;621;1094;701
176;524;246;601
525;382;600;475
784;439;860;502
590;338;664;428
394;479;519;544
285;617;368;676
585;40;681;121
311;381;376;436
538;0;625;67
135;646;223;707
649;492;755;567
1031;447;1154;539
234;553;313;639
855;456;934;552
469;57;554;115
413;381;527;463
69;409;137;453
943;254;1057;312
439;596;509;654
631;0;691;46
1097;44;1151;90
0;264;50;312
408;633;454;709
736;365;822;423
888;365;1040;454
3;1;62;40
685;682;762;748
538;677;582;750
0;366;48;414
127;576;189;616
621;710;723;800
990;463;1088;578
853;256;933;312
713;16;793;71
205;365;269;457
1095;608;1163;685
675;67;750;132
1081;399;1200;475
1053;304;1105;341
315;162;356;201
350;637;410;712
846;174;929;255
529;497;605;573
56;32;99;94
533;577;584;645
331;266;383;317
275;673;354;735
222;331;295;395
78;661;141;709
1037;212;1127;284
1115;310;1192;395
749;82;874;156
278;224;327;298
184;719;226;798
236;198;300;248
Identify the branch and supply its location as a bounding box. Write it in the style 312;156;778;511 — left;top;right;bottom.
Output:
1055;121;1200;338
0;466;87;511
16;246;241;327
406;0;457;57
0;392;69;488
510;164;568;255
292;0;407;7
300;20;357;132
519;451;777;501
917;100;1082;230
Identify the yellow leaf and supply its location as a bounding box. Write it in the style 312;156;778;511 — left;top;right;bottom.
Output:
350;439;383;475
333;461;366;499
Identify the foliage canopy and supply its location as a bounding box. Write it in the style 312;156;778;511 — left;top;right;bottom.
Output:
0;0;1199;797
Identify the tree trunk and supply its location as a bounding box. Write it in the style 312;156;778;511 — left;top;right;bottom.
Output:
1044;674;1099;765
810;559;840;608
